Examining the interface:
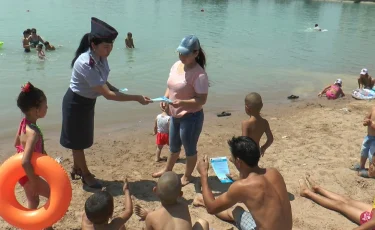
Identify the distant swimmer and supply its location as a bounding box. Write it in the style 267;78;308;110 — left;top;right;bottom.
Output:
314;24;322;32
44;41;55;51
22;30;31;53
125;32;135;48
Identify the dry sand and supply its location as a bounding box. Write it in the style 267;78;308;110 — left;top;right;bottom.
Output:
1;97;375;230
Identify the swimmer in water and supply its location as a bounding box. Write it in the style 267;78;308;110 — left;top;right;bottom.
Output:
125;32;135;48
314;24;322;32
22;30;31;53
44;41;55;51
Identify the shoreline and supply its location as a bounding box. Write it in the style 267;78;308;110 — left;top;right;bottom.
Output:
1;96;374;229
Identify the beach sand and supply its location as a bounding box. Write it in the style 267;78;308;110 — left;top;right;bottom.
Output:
1;97;375;230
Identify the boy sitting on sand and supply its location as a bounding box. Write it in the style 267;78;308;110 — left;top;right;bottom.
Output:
82;179;133;230
134;171;209;230
242;92;274;156
354;106;375;178
194;136;292;230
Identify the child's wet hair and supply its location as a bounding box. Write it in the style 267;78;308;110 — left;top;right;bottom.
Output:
44;41;50;46
228;136;260;167
85;191;114;224
37;44;43;49
245;92;263;112
17;82;46;114
127;32;132;36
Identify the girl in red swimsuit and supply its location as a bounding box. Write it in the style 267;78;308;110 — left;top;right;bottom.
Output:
14;82;51;230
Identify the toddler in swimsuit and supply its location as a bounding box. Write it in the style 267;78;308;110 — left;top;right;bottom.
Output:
14;82;52;229
318;79;345;99
153;106;170;162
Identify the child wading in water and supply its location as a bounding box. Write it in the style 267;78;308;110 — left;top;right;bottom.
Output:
15;82;52;229
153;106;170;162
36;44;45;59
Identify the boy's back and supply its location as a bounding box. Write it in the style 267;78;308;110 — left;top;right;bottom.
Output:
242;116;270;145
243;93;274;156
145;202;192;230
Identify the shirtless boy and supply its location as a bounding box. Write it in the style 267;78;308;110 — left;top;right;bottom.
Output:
81;179;133;230
125;32;135;48
358;68;375;89
354;106;375;178
134;171;209;230
242;92;273;156
194;136;292;230
22;30;31;53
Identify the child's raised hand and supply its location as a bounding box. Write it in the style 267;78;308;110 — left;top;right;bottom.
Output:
363;119;372;126
123;178;129;192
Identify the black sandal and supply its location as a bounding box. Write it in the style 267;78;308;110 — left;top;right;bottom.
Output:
81;175;102;189
70;167;96;180
287;95;299;100
217;111;231;117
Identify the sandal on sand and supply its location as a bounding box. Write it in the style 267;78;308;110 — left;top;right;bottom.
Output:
217;111;231;117
81;176;102;189
359;169;370;178
350;163;361;171
70;167;96;181
287;95;299;100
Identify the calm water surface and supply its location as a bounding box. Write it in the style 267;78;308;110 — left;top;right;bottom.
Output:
0;0;375;138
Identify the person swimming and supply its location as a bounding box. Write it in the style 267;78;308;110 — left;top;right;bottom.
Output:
314;24;322;32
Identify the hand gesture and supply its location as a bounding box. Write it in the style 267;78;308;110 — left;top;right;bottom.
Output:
363;119;372;126
170;100;183;108
138;96;152;105
123;178;129;192
226;173;239;182
160;102;168;111
197;155;209;176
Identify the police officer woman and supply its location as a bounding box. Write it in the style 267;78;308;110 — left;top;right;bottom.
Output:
60;17;151;189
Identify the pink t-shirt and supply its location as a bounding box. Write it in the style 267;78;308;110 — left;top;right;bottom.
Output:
167;61;209;118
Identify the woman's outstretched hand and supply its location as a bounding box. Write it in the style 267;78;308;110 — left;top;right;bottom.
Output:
138;96;152;105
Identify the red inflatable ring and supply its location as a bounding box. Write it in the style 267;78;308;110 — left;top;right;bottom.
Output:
0;152;72;229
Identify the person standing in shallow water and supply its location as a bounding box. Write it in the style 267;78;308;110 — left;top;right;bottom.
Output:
60;17;151;189
152;35;209;186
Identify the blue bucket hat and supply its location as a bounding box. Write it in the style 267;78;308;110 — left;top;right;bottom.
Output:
176;35;201;55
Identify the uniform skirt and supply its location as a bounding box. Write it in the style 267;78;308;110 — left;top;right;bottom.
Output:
60;88;96;150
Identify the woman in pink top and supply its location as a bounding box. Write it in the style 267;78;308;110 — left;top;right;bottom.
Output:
318;79;345;100
14;82;52;229
152;35;209;186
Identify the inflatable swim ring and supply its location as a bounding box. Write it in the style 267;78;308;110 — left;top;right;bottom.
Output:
0;152;72;229
0;42;3;48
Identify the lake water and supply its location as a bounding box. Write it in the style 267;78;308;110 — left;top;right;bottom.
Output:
0;0;375;138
